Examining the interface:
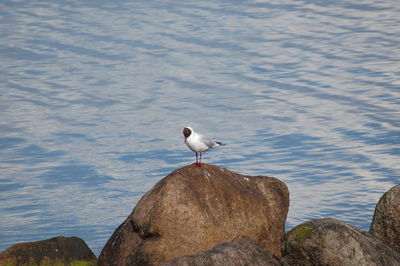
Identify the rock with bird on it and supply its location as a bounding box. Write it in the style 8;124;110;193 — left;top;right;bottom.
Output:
98;164;289;266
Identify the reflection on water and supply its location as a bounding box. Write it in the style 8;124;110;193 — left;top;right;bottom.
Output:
1;0;399;255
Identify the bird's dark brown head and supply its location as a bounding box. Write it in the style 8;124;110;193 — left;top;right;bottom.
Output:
183;127;192;139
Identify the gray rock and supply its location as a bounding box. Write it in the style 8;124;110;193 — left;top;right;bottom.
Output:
282;218;400;266
98;164;289;266
0;236;97;266
162;235;280;266
370;184;400;253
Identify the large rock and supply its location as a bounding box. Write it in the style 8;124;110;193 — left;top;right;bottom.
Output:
98;164;289;266
0;236;97;266
162;235;280;266
282;218;400;266
370;184;400;253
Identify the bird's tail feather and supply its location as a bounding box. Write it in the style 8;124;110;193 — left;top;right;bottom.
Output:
216;141;226;146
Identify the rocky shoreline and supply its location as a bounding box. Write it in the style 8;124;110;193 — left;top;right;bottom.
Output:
1;164;399;265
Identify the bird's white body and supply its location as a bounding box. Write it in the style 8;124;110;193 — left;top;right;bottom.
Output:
183;126;223;166
185;128;219;153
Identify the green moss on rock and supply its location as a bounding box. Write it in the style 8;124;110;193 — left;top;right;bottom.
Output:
290;222;315;244
70;260;97;266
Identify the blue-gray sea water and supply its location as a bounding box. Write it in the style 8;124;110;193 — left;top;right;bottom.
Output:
1;0;399;255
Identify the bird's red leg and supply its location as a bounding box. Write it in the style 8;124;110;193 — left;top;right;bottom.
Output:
198;153;202;167
195;152;198;166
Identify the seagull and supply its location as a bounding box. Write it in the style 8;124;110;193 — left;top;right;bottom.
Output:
183;126;225;166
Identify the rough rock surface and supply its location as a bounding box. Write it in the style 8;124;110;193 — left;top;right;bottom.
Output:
98;164;289;266
370;184;400;253
162;235;280;266
0;236;97;266
282;218;400;266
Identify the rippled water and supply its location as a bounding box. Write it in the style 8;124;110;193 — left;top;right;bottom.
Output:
1;0;399;255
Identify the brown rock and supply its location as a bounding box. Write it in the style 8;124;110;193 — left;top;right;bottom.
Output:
282;218;400;266
162;235;281;266
98;164;289;266
0;236;97;266
370;184;400;253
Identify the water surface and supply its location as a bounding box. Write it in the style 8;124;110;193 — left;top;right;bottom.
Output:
1;0;399;255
